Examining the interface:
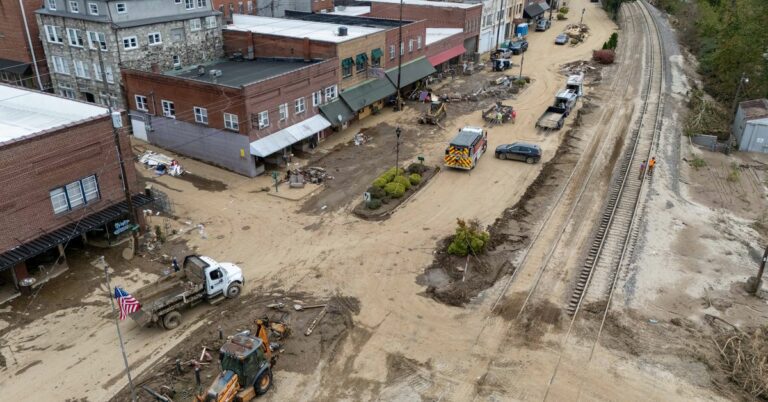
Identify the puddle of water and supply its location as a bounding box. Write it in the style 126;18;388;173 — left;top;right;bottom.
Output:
416;267;452;288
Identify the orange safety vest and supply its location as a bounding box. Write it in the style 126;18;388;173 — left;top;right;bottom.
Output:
649;159;656;168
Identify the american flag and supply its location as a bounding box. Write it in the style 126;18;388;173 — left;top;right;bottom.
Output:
114;287;141;320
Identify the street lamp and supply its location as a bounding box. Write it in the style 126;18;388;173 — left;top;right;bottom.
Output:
395;126;402;175
579;8;585;26
729;72;749;149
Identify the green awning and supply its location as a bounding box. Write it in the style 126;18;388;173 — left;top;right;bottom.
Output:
371;48;383;59
385;57;436;89
319;99;355;127
355;53;368;64
339;78;397;112
341;58;353;68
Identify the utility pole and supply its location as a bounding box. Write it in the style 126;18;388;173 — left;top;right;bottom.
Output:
494;0;506;50
729;72;749;149
518;46;525;80
579;7;585;26
395;0;404;111
96;50;141;249
749;245;767;295
549;0;555;21
395;127;402;174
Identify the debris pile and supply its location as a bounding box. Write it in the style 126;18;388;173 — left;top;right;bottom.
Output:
440;79;522;103
138;150;184;176
565;23;590;43
289;166;333;185
712;325;768;399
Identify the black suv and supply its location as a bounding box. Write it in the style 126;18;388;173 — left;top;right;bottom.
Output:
508;40;529;55
495;142;541;164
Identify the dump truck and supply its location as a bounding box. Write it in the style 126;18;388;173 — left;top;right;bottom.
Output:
536;89;578;130
444;127;488;170
129;255;244;330
196;319;286;401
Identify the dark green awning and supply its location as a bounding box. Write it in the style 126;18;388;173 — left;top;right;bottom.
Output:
339;78;397;112
319;99;355;127
371;48;383;59
355;53;368;64
385;57;436;89
341;58;353;67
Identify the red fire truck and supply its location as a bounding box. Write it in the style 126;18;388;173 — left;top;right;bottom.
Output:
444;126;488;170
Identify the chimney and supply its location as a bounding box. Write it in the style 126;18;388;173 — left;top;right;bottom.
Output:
151;63;160;73
303;37;311;62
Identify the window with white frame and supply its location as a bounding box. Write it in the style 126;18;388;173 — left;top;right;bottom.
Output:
135;95;148;111
45;25;64;43
190;18;202;31
87;31;107;51
400;42;404;56
247;0;253;12
93;62;102;80
185;0;194;9
88;2;98;14
74;60;89;78
116;2;126;12
52;55;69;75
59;84;75;98
257;111;269;128
294;97;305;114
174;0;181;3
104;65;114;83
278;103;287;121
67;28;84;47
197;0;207;7
69;0;79;12
225;113;240;130
324;85;337;102
48;0;57;10
205;16;217;28
194;107;208;124
408;39;413;53
50;175;100;214
172;55;181;67
148;32;162;45
417;35;422;49
161;100;175;118
312;90;321;107
389;45;395;60
122;36;138;50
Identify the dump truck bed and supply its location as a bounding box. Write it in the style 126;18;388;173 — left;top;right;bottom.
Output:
537;106;566;129
133;269;205;313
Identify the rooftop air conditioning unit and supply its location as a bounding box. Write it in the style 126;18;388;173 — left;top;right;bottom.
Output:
209;69;223;77
338;26;348;36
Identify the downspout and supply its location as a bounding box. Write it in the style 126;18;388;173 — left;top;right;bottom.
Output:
19;0;44;90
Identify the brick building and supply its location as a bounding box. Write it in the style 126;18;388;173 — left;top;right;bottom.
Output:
0;84;149;303
224;14;435;129
212;0;333;22
0;0;48;90
36;0;224;109
123;56;340;177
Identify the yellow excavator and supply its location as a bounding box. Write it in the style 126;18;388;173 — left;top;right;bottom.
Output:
196;319;288;402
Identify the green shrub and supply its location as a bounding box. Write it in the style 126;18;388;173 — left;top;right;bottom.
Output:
384;182;406;198
557;12;566;20
372;177;389;189
409;173;422;186
607;33;618;49
366;198;382;210
602;42;609;50
407;162;428;174
393;175;412;190
559;6;569;13
446;219;490;256
690;157;706;170
367;186;387;199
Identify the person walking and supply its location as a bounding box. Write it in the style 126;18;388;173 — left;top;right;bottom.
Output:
648;157;656;176
638;160;646;180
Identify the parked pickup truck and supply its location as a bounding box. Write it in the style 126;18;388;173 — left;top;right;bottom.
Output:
129;255;244;330
536;89;579;130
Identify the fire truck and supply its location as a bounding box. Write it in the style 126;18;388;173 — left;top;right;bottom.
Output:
444;126;488;170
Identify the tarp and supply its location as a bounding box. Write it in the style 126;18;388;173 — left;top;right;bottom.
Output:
319;99;355;127
523;2;548;19
340;78;396;111
427;45;466;66
385;57;437;89
249;115;331;157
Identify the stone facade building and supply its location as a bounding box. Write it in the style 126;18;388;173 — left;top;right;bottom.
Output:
0;0;49;90
36;0;224;109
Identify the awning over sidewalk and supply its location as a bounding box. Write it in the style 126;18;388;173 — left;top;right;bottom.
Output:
0;58;32;75
0;194;153;272
385;57;437;89
319;99;355;127
428;45;466;66
523;2;549;19
340;78;397;112
250;114;331;157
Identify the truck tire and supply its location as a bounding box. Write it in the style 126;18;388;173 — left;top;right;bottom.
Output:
226;283;242;299
162;311;182;330
254;369;273;395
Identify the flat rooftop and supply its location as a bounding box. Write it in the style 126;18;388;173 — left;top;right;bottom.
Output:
426;28;464;45
168;58;320;87
285;10;408;28
228;14;383;43
329;6;371;16
368;0;480;9
0;85;108;145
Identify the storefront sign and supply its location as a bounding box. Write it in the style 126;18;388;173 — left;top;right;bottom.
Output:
113;219;131;235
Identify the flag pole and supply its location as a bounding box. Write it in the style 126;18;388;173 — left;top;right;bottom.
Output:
103;258;137;401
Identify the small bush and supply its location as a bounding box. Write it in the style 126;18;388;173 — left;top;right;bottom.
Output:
514;78;527;87
690;157;706;170
409;173;422;185
384;182;406;198
393;175;412;190
559;6;569;13
557;12;567;20
447;219;490;257
608;32;618;49
602;42;609;50
592;49;615;64
372;177;389;189
367;186;387;199
407;162;428;174
366;198;382;210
